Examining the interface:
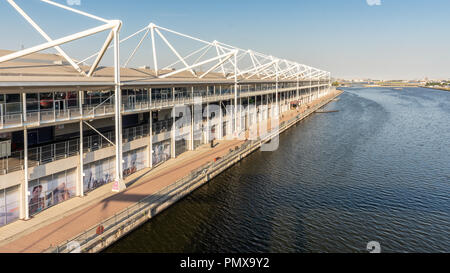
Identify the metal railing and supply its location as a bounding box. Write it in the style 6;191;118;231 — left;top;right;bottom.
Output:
152;120;172;136
0;85;329;130
0;88;335;175
44;89;340;253
0;123;153;175
28;140;80;167
45;137;260;253
0;150;24;174
122;124;150;143
83;132;115;153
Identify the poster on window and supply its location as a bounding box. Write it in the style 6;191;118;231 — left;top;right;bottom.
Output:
152;140;171;166
83;158;115;194
0;192;4;226
0;187;19;227
28;170;76;216
123;148;146;177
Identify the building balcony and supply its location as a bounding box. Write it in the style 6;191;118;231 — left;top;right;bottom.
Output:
0;84;329;131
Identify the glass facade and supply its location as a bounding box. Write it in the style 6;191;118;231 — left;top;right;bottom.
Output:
0;186;19;227
152;140;171;166
175;138;188;157
28;169;76;216
83;158;115;194
123;148;147;177
0;81;331;227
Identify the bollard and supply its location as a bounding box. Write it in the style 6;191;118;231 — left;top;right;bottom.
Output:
96;225;104;235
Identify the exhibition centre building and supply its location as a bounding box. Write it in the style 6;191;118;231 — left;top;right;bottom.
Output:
0;0;331;228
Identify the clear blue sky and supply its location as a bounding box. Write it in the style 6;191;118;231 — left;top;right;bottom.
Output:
1;0;449;80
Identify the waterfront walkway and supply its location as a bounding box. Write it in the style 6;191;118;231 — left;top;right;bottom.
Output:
0;92;340;253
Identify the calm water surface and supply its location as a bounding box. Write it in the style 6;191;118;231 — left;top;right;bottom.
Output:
106;87;450;253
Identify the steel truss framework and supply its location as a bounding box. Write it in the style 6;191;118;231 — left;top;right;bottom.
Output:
0;0;124;220
0;0;331;221
82;22;330;81
0;0;330;81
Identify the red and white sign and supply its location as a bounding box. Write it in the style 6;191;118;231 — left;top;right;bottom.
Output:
112;180;120;192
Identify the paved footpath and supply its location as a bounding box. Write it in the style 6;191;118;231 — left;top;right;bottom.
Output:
0;139;244;253
0;92;339;253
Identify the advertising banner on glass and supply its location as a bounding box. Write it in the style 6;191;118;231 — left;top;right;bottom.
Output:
123;148;146;177
28;170;76;216
152;140;171;166
0;192;4;226
0;187;18;227
83;158;115;194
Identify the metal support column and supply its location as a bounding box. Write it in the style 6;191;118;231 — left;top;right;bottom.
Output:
247;97;250;132
171;87;176;158
206;102;210;143
219;101;223;140
0;102;3;128
254;95;257;125
52;92;56;121
261;95;264;120
191;86;195;148
149;110;153;168
22;93;27;123
328;73;331;94
21;92;30;220
23;127;29;220
239;97;242;133
190;104;194;150
78;120;84;197
230;98;233;138
113;25;125;192
276;66;279;117
77;90;84;197
309;68;312;103
234;53;238;135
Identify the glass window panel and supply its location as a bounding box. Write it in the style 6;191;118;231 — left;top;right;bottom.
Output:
5;186;19;224
0;190;5;226
29;178;45;216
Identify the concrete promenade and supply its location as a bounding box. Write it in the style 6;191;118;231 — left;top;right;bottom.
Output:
0;91;341;253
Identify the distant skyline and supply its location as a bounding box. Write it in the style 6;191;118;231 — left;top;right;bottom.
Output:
0;0;449;80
